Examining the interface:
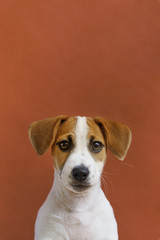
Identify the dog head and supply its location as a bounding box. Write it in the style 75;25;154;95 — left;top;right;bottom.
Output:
29;116;131;193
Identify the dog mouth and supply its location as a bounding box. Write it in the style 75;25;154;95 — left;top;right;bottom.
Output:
71;183;91;192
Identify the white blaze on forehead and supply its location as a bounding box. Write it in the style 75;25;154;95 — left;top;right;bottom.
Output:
75;117;89;152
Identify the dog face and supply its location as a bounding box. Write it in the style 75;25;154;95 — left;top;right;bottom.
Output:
52;117;106;192
29;116;131;193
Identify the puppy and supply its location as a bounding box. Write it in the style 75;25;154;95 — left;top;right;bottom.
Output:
29;116;131;240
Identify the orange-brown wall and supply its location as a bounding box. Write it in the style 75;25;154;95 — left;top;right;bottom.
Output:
0;1;160;240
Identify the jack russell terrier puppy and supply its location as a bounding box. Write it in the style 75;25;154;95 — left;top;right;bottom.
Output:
29;116;131;240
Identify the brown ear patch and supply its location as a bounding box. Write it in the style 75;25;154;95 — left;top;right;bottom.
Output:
29;115;68;156
52;117;77;169
94;117;132;160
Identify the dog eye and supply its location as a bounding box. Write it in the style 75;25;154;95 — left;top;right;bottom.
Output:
90;141;104;153
58;140;70;152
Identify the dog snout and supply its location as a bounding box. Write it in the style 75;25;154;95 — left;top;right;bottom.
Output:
71;165;90;182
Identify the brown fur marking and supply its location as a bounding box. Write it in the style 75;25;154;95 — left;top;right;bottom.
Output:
52;117;77;169
87;118;107;162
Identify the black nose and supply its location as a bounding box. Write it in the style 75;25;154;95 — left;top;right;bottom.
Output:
72;165;90;182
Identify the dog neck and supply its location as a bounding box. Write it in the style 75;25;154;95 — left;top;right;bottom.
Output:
51;169;101;213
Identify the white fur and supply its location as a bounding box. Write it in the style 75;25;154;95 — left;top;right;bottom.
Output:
34;117;118;240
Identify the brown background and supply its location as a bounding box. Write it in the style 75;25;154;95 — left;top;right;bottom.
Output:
0;1;160;240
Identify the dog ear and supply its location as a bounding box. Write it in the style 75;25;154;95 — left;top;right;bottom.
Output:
28;115;68;156
94;117;132;160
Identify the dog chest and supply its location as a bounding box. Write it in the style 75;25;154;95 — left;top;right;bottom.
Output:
62;203;118;240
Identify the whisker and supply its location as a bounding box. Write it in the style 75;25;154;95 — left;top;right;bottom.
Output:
102;171;118;176
101;174;115;193
101;176;108;195
118;162;135;168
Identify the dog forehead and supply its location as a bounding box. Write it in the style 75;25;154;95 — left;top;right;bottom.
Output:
56;117;77;138
87;117;104;141
55;116;104;142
